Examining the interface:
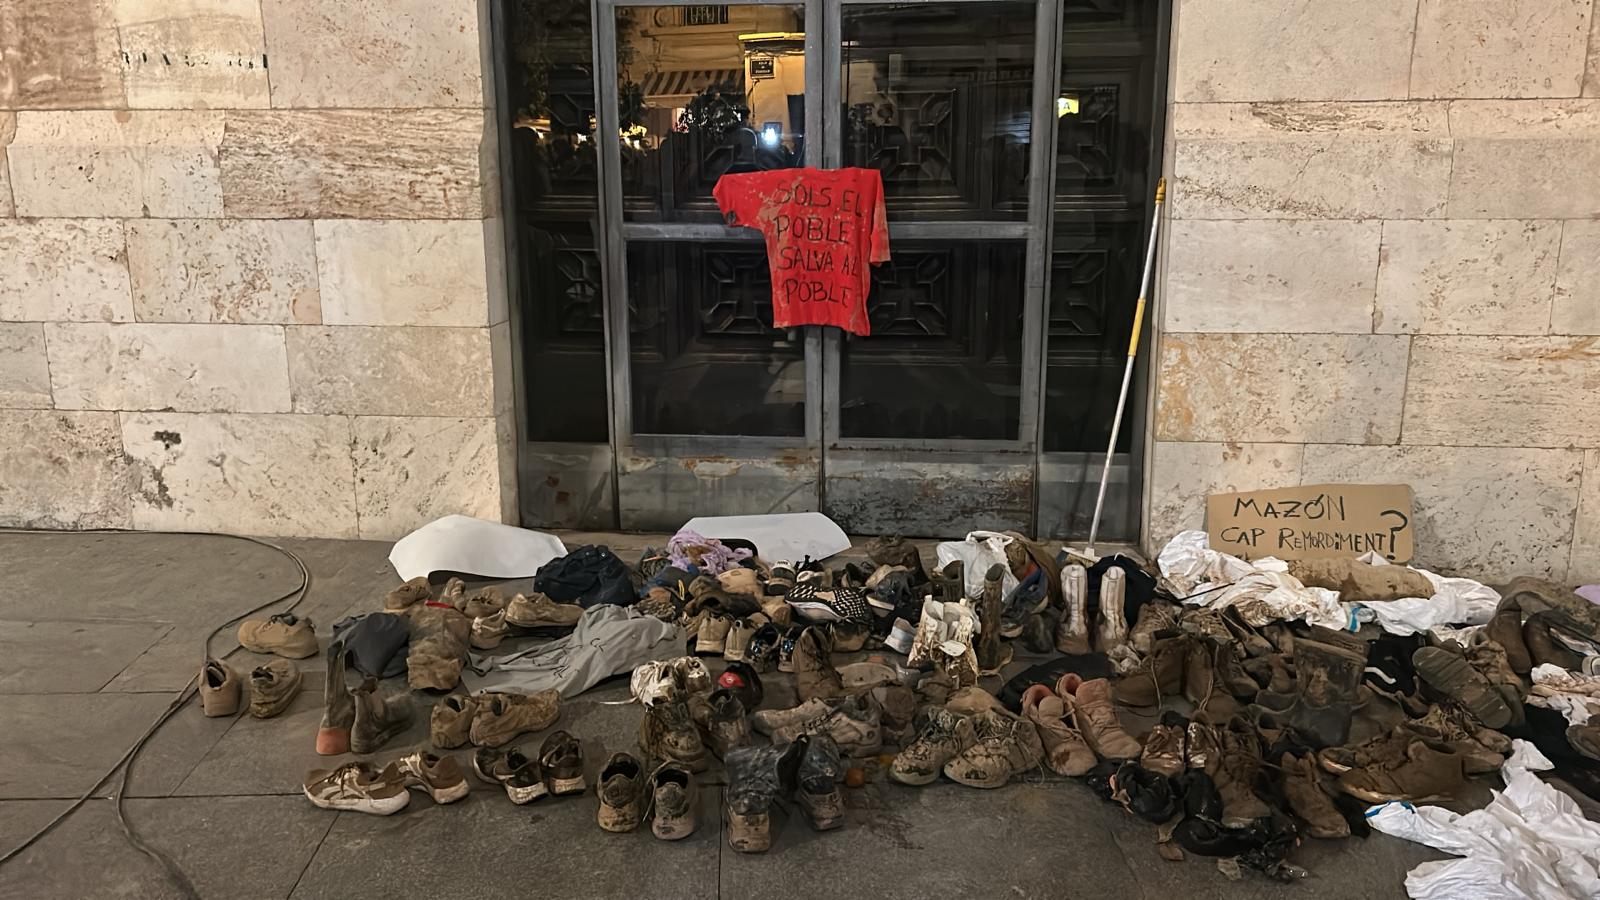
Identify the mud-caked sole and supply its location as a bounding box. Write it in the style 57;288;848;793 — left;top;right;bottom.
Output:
1412;647;1513;729
548;775;587;796
726;810;771;853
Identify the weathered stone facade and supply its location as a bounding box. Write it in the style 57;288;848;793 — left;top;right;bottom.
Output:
0;0;513;539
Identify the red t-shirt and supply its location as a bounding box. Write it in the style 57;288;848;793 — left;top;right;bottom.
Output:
713;167;889;336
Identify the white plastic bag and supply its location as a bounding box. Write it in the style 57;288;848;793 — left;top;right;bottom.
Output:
934;531;1019;600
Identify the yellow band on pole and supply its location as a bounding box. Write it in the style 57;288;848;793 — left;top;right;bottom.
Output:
1126;296;1146;358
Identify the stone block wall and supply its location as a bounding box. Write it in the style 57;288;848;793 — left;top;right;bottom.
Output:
1149;0;1600;581
0;0;516;540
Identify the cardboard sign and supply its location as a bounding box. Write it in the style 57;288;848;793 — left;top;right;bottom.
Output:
1206;483;1414;563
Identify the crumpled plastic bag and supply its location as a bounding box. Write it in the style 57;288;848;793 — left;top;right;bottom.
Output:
1366;740;1600;899
935;530;1019;600
1157;531;1345;629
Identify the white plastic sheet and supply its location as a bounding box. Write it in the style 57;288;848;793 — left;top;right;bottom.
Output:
678;512;850;563
1346;551;1501;637
388;514;567;581
1366;740;1600;900
935;530;1019;600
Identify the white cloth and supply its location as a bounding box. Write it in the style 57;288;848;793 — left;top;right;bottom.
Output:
463;604;682;698
1366;741;1600;900
935;531;1020;600
1529;663;1600;726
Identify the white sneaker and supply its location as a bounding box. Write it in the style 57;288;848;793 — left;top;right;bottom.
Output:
303;761;411;815
885;617;916;655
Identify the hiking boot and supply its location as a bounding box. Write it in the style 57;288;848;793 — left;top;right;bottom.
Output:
796;734;846;830
976;564;1009;674
943;709;1045;789
1213;717;1271;827
1055;563;1091;655
1128;600;1179;655
1523;613;1584;670
1263;636;1366;747
1114;633;1187;706
865;535;928;585
1483;597;1531;674
724;618;758;662
651;762;698;840
303;761;410;815
793;627;844;702
693;613;733;655
1280;751;1348;838
1413;646;1514;730
725;742;801;853
350;677;411;754
470;690;560;748
1095;567;1129;652
891;707;977;785
1219;606;1276;659
395;751;469;804
317;643;354;754
769;694;883;757
200;658;241;718
1138;710;1187;777
238;613;318;659
504;592;582;629
1069;678;1142;760
1337;738;1466;802
248;659;302;718
430;694;477;749
1022;684;1097;776
640;695;710;772
1186;716;1224;773
706;688;750;756
597;752;647;832
540;730;586;795
384;576;430;612
470;610;509;650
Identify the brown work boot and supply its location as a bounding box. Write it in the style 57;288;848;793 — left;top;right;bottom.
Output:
1114;633;1188;706
597;752;647;833
429;694;477;749
640;694;710;772
384;576;430;612
1021;684;1096;776
943;709;1045;789
200;658;241;718
1214;717;1271;827
1413;645;1515;730
1337;738;1466;802
1523;613;1584;671
1055;563;1092;654
1094;567;1129;652
891;706;977;785
1483;597;1531;674
317;642;354;754
249;659;302;718
238;613;318;659
470;690;560;748
770;693;883;757
350;677;411;754
793;626;844;702
1128;600;1179;655
504;592;582;629
1138;711;1187;777
1069;677;1142;760
1280;751;1349;838
976;564;1010;674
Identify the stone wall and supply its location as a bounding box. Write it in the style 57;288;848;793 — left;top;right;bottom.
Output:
0;0;516;540
1149;0;1600;581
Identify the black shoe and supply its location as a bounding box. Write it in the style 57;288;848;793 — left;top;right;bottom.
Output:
745;623;783;672
718;660;764;711
725;741;802;853
795;734;845;830
999;567;1049;639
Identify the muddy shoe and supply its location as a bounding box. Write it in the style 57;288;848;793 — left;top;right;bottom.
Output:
794;627;844;702
1094;568;1130;652
830;620;870;653
890;706;976;785
1265;636;1366;747
430;694;478;749
1337;738;1466;803
943;709;1044;789
865;535;928;585
1568;724;1600;761
930;559;966;605
1483;597;1531;674
249;659;302;718
786;582;873;626
744;623;783;673
796;734;846;830
317;643;354;754
770;693;883;758
1022;684;1096;776
1000;569;1050;640
1404;704;1506;773
539;730;586;795
200;658;241;718
1413;646;1514;730
1114;633;1188;706
1071;678;1142;760
351;677;411;754
304;761;410;815
470;690;561;748
407;629;468;692
470;610;509;650
504;592;582;629
766;561;798;597
462;586;508;620
1213;718;1270;828
1128;600;1179;656
725;742;800;853
651;762;698;840
706;688;750;757
395;751;469;804
1138;710;1188;778
1053;563;1091;655
1281;752;1349;838
640;695;709;772
1185;716;1224;774
724;618;758;663
597;752;647;833
976;564;1009;674
1523;613;1584;671
238;613;318;659
691;613;733;656
384;576;430;612
1462;639;1526;727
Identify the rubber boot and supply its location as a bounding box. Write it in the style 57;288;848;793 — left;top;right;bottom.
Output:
1055;563;1091;655
1095;567;1128;652
317;640;355;755
931;560;965;605
1265;637;1366;749
976;564;1009;674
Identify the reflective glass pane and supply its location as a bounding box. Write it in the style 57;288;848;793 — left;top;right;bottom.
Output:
618;5;807;223
840;2;1035;220
838;240;1025;440
627;240;807;436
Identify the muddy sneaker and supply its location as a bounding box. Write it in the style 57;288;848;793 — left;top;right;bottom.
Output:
692;613;733;656
461;586;508;620
1128;600;1179;655
304;761;410;815
1071;678;1142;760
469;690;561;748
1463;638;1526;724
1406;704;1510;773
351;677;411;754
796;734;846;830
724;618;758;663
384;576;430;612
766;561;798;596
1185;716;1224;774
776;627;803;673
752;698;833;736
706;688;750;756
249;659;302;719
200;658;241;718
1022;684;1096;776
640;694;710;772
470;610;509;650
1337;738;1466;803
794;627;844;702
651;762;698;840
238;613;318;659
771;693;883;757
1054;563;1091;654
395;751;469;804
1280;751;1348;838
473;745;541;802
943;709;1045;789
596;752;647;832
1138;710;1188;778
745;623;782;672
1413;646;1514;730
725;742;801;853
1094;568;1129;652
430;694;477;749
406;616;468;692
538;730;585;795
999;568;1049;640
317;642;354;754
504;592;583;629
891;707;976;786
865;535;929;585
1214;717;1271;827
